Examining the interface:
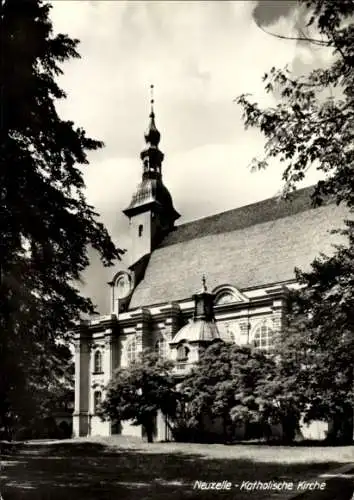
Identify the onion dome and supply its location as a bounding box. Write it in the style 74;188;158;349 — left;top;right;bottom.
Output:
123;178;179;223
170;276;221;345
144;109;161;147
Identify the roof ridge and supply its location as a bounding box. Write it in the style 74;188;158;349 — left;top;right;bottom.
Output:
159;186;318;248
176;186;314;229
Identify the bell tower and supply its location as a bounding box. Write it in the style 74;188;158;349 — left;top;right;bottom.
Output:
123;86;180;266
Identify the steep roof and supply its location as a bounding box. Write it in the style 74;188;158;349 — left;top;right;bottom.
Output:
160;187;319;247
129;188;348;309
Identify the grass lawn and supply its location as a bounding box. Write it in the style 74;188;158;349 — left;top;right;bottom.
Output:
0;437;353;500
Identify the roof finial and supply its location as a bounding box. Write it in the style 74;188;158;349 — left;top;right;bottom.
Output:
150;84;155;117
202;275;207;292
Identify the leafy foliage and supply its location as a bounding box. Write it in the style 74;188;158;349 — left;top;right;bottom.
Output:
275;233;354;443
0;0;123;435
238;0;354;442
179;343;282;442
101;350;178;442
238;0;354;206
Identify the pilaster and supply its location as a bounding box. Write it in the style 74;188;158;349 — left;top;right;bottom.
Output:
103;329;114;386
272;298;285;326
133;308;151;351
102;328;115;435
73;322;92;437
271;297;286;343
160;303;180;342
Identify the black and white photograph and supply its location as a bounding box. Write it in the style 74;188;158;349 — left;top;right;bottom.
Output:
0;0;353;499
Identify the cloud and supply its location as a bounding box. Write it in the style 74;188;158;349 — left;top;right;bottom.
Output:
252;0;297;27
50;0;324;313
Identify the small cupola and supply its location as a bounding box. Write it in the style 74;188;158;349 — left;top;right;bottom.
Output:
170;276;221;346
193;275;215;322
140;84;164;180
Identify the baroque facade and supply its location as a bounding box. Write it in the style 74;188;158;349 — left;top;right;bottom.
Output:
73;99;347;440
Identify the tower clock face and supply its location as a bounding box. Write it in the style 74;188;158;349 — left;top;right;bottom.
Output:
115;273;132;299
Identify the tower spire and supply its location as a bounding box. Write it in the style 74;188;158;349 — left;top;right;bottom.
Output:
141;85;163;179
123;86;180;266
144;84;160;147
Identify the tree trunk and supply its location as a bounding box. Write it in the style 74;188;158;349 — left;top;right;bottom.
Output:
143;416;155;443
146;427;153;443
328;407;353;445
281;414;298;445
223;413;232;444
223;415;227;444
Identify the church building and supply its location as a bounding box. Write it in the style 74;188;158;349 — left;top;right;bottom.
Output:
73;97;347;440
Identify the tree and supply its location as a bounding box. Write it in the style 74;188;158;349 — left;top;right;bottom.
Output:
180;342;280;442
259;315;308;444
101;351;178;443
0;0;123;436
237;0;354;443
238;0;354;207
274;244;354;443
11;344;74;440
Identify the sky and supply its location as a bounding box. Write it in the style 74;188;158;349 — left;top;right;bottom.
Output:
50;0;331;313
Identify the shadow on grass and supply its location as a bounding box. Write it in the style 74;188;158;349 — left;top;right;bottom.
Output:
1;441;353;500
226;439;354;447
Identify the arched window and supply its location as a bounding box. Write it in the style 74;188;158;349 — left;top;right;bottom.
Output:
176;344;189;362
214;286;246;306
155;337;166;358
94;350;102;373
93;391;102;413
127;337;137;365
253;323;275;352
217;321;241;343
138;224;143;237
215;292;236;305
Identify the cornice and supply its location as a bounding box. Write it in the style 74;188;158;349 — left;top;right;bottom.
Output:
118;307;151;328
75;314;119;335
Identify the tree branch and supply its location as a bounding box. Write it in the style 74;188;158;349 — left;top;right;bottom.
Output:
254;20;330;47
